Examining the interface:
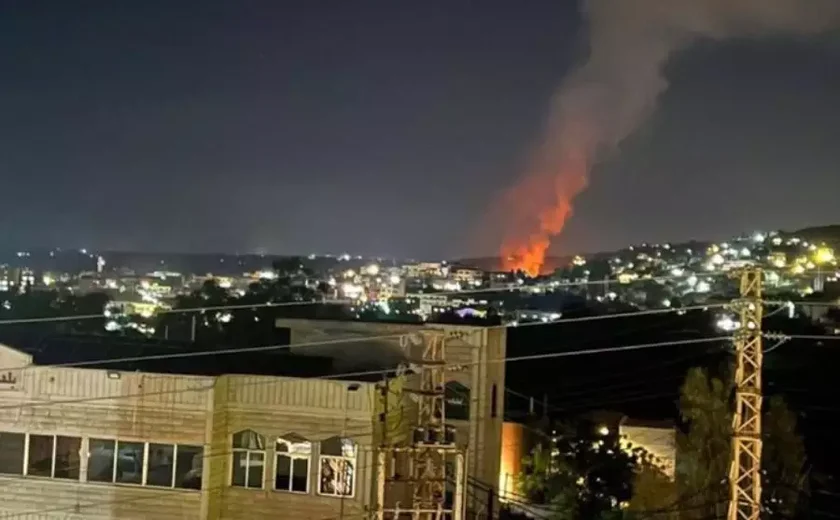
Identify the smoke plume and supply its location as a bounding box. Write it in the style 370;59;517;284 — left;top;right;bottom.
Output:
500;0;840;276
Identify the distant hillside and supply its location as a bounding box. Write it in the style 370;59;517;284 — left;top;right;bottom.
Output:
792;225;840;246
454;223;840;274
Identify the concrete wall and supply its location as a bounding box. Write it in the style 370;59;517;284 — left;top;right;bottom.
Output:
498;422;527;502
206;375;376;520
0;345;209;519
0;344;378;520
276;319;417;372
619;424;677;479
284;322;509;517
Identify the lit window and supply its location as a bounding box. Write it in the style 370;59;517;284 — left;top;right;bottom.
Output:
0;432;24;475
231;430;265;489
28;434;81;480
318;436;356;498
275;434;311;493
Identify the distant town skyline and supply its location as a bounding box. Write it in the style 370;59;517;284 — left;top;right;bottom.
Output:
1;1;839;259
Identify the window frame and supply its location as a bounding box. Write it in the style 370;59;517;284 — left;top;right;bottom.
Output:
173;444;204;490
230;430;266;489
145;442;203;490
145;442;176;488
87;437;147;486
114;439;146;485
317;437;357;499
0;430;25;476
0;432;204;492
273;436;312;494
25;433;82;480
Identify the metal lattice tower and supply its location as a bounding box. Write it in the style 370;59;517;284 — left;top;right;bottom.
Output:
727;268;763;520
411;333;449;515
375;331;464;520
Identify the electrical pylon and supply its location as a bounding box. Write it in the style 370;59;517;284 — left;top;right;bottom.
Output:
727;267;763;520
375;331;464;520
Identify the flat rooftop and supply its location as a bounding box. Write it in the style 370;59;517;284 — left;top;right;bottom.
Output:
0;329;333;378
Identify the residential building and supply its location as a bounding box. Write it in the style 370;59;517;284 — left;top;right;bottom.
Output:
451;267;483;286
0;334;377;520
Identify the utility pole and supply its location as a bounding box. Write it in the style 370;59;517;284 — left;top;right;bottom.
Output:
727;267;763;520
375;331;465;520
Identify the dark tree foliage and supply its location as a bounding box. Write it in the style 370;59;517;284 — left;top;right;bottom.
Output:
514;365;806;520
0;289;110;335
677;367;807;520
518;423;645;520
155;269;332;347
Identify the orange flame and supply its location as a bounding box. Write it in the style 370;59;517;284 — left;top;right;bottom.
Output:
500;127;594;276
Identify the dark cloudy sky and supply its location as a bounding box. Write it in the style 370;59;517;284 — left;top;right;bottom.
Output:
1;1;839;259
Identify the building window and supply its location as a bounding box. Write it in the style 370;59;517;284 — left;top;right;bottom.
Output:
175;445;203;490
27;434;81;480
231;430;265;489
88;438;116;482
275;435;311;493
116;441;144;484
27;434;53;477
318;436;356;498
147;443;175;487
87;438;143;484
145;443;203;489
445;381;471;421
55;436;82;480
0;432;24;475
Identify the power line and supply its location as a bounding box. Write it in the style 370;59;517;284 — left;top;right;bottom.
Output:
0;303;725;375
762;333;840;344
0;270;722;327
507;303;726;327
0;298;352;326
0;336;728;414
770;300;840;308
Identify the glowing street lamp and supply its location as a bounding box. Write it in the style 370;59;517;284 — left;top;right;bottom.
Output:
815;247;835;265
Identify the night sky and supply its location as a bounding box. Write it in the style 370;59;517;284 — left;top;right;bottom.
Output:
2;1;839;259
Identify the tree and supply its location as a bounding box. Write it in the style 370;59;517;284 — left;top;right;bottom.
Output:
763;395;808;518
676;367;807;519
518;443;578;520
0;289;111;335
156;269;333;345
518;424;643;520
625;457;677;519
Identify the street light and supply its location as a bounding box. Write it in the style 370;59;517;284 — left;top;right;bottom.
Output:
814;247;835;292
815;247;835;265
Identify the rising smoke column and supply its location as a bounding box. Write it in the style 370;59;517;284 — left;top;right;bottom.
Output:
500;0;840;276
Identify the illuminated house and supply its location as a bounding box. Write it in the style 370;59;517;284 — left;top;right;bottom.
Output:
0;335;377;519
